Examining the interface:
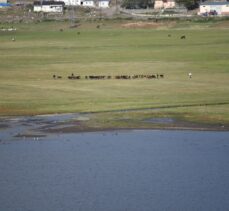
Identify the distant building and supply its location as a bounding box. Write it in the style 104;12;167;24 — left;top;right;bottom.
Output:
57;0;95;6
34;1;65;13
82;0;95;7
154;0;176;9
98;0;109;8
56;0;109;7
55;0;81;6
199;2;229;16
0;0;11;8
0;3;11;8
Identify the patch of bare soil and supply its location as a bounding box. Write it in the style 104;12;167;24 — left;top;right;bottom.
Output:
213;21;229;29
121;21;176;29
122;22;162;29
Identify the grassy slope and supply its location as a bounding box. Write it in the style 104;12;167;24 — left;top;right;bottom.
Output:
0;20;229;124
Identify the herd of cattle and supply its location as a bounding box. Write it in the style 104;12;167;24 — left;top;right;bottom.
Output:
53;74;164;80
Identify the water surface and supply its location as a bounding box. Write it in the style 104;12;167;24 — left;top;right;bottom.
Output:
0;130;229;211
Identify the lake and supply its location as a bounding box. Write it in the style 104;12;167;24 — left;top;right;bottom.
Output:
0;129;229;211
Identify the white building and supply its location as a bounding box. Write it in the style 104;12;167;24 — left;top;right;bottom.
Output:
98;0;109;8
59;0;94;7
222;3;229;15
0;0;11;8
154;0;175;9
82;0;95;7
55;0;81;6
199;2;229;16
56;0;109;7
34;1;64;13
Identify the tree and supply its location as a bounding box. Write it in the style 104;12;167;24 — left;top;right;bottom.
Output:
121;0;153;9
175;0;200;10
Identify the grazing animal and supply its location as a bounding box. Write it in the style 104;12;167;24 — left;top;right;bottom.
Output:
68;75;80;79
146;75;156;79
53;75;62;79
59;28;63;32
180;35;186;39
69;24;80;29
64;74;165;80
11;37;15;41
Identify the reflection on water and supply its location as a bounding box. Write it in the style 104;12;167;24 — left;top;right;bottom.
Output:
0;130;229;211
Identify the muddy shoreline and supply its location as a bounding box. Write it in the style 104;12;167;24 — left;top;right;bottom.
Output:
41;120;229;134
0;112;228;141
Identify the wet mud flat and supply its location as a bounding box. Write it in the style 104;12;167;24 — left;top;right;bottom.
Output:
0;113;228;142
0;113;84;141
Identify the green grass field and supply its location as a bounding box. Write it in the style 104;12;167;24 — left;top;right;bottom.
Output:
0;20;229;125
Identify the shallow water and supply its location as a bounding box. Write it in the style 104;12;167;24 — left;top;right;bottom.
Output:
0;113;87;141
0;129;229;211
144;117;174;124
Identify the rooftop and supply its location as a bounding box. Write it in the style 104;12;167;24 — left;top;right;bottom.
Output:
0;3;11;6
34;1;65;6
200;1;229;6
